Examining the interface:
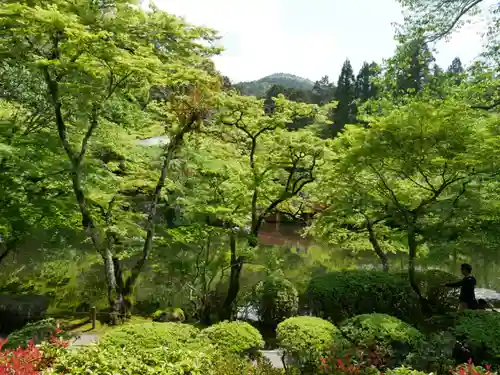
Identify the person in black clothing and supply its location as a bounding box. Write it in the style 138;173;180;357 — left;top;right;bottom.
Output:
445;263;477;311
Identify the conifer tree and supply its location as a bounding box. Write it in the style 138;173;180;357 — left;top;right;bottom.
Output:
332;59;356;136
395;39;435;95
355;62;379;102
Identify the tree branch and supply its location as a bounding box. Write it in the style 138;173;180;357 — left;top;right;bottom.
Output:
471;99;500;111
426;0;484;42
126;112;201;289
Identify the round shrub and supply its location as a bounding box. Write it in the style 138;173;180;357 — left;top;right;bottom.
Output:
99;322;200;350
305;271;422;325
277;316;343;371
340;314;425;364
200;320;264;358
255;276;299;327
454;310;500;366
152;307;186;322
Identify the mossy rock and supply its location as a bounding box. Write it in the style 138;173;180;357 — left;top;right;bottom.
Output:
152;307;185;323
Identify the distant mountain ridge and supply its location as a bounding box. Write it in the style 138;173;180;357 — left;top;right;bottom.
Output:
234;73;315;97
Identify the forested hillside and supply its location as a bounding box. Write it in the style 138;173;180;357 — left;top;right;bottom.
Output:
234;73;315;97
0;0;499;374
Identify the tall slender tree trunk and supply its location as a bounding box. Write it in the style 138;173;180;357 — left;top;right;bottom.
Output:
407;223;421;297
407;221;430;313
221;233;243;320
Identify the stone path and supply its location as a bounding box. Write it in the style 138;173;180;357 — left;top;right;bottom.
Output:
70;333;100;349
262;350;283;368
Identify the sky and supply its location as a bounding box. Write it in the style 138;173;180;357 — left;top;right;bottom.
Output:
153;0;491;83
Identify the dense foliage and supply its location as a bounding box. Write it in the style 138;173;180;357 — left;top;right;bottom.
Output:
276;316;342;372
339;314;425;365
454;311;500;366
0;0;499;373
200;321;265;358
255;276;299;327
305;271;421;324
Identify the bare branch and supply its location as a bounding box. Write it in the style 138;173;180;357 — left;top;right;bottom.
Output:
426;0;484;42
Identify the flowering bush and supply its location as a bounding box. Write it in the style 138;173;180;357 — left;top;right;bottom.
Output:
4;319;66;349
452;359;494;375
0;339;42;375
318;348;389;375
0;329;69;375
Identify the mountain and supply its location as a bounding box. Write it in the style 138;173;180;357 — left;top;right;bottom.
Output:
234;73;315;97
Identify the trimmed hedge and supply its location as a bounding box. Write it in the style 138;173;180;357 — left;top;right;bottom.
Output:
277;316;343;371
54;341;217;375
199;321;264;358
53;321;278;375
55;322;215;375
305;271;422;324
340;314;425;355
255;276;298;327
99;322;201;350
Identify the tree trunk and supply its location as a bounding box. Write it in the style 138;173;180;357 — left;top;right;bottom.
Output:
407;223;421;297
104;257;133;324
407;222;429;312
0;238;16;266
366;218;389;272
221;233;243;320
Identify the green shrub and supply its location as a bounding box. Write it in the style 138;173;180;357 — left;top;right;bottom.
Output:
56;344;284;375
99;322;201;350
340;314;425;365
200;321;264;358
54;343;217;375
305;271;422;325
255;276;299;327
397;270;459;314
386;366;428;375
276;316;343;372
54;322;218;375
211;353;285;375
454;310;500;366
404;331;456;374
152;307;186;322
5;318;63;349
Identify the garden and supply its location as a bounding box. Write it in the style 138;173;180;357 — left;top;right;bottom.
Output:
0;0;499;374
2;269;500;374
